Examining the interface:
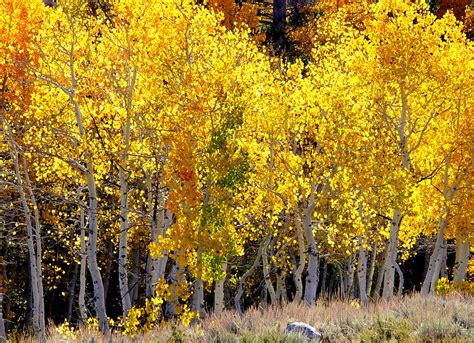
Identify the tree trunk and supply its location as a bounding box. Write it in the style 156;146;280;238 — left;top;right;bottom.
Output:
9;138;44;337
345;253;355;299
145;171;156;298
394;261;404;296
338;265;346;299
164;261;181;319
67;91;108;330
382;209;402;300
0;292;5;343
276;270;287;304
86;167;109;332
213;260;227;315
118;167;132;319
429;238;447;293
293;220;306;301
373;241;389;298
146;207;171;298
22;162;45;332
302;193;319;305
0;217;7;342
191;276;204;319
367;241;377;297
440;244;448;279
117;45;136;323
321;261;327;296
281;274;288;303
235;245;262;316
129;245;140;305
78;208;88;322
65;41;108;330
3;234;11;335
191;250;206;319
328;267;336;297
145;171;171;298
102;241;113;303
423;160;460;295
270;0;287;52
67;263;79;322
261;237;277;304
357;237;368;306
21;205;41;336
381;85;410;300
453;240;470;282
25;257;32;331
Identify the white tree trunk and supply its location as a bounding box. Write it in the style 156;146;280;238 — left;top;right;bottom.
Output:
357;237;368;306
394;261;404;296
63;35;109;331
293;220;306;301
191;276;204;318
453;240;470;283
147;209;171;297
65;85;108;331
145;171;171;298
345;253;355;299
0;218;7;343
373;241;389;298
303;233;319;304
276;270;287;304
164;261;181;318
191;250;206;319
23;159;45;331
145;171;157;298
8;134;44;337
67;95;108;328
302;191;319;305
0;292;5;343
118;85;136;317
422;160;459;295
118;167;132;318
78;208;88;322
17;178;42;335
338;265;346;299
423;229;445;295
429;238;446;293
213;260;227;314
262;237;277;304
440;244;448;279
381;85;411;301
86;167;109;331
382;209;402;300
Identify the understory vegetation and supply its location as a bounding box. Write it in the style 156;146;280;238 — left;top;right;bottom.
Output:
11;294;474;342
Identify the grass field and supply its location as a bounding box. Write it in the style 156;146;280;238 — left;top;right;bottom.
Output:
12;293;474;342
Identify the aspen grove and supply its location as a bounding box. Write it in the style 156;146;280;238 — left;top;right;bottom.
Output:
0;0;472;339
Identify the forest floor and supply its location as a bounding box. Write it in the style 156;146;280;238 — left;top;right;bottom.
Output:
15;293;474;342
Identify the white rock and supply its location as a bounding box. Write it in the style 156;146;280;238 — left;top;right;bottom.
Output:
285;322;322;341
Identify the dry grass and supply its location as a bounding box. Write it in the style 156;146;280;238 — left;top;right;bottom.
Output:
11;293;474;342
